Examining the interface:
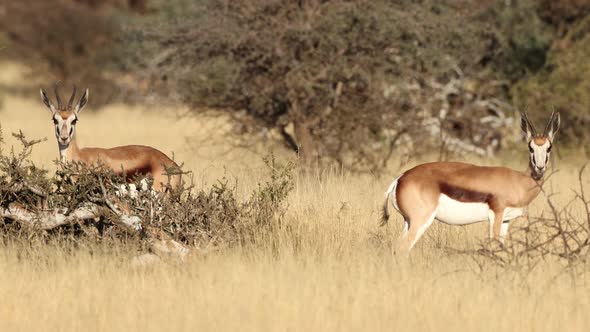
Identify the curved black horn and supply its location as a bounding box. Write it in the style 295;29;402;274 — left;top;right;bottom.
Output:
521;110;538;137
68;84;77;109
543;109;557;136
54;81;63;109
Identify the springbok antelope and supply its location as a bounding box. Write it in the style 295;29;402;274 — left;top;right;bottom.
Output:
381;111;560;252
40;82;181;192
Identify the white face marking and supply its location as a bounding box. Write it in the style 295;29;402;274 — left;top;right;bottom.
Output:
436;194;489;225
40;87;88;153
53;113;78;146
529;139;552;178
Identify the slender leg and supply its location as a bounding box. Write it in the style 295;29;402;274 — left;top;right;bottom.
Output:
394;219;409;253
499;220;510;241
401;219;409;237
487;210;495;238
488;208;506;244
396;209;437;253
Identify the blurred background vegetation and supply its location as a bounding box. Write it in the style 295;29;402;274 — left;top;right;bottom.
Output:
1;0;589;171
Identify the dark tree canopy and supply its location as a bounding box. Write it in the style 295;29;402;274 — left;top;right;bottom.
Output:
3;0;590;167
130;0;514;170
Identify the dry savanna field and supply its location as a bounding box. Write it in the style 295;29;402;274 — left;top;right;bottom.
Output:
1;62;589;331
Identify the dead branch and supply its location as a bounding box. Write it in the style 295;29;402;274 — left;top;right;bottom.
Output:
0;202;189;260
448;166;590;277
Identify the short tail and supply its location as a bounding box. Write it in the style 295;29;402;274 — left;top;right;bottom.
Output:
380;175;402;226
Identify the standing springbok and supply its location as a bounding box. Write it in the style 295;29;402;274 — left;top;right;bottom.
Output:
40;82;181;192
381;111;560;252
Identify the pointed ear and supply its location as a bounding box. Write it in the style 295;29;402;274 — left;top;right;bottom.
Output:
40;88;56;114
547;112;560;141
520;115;533;141
75;88;89;114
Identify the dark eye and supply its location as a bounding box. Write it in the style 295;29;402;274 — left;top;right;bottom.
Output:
52;118;58;125
547;145;552;153
529;146;534;153
72;118;78;125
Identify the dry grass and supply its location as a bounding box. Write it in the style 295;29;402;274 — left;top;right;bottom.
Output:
1;62;589;331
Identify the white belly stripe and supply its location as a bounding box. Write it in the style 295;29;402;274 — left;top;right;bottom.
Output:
435;194;524;225
436;194;489;225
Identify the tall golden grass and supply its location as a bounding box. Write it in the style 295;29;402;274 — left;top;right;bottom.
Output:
1;62;589;331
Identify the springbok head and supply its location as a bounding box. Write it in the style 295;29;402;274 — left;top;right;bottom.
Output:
40;82;89;147
520;110;560;180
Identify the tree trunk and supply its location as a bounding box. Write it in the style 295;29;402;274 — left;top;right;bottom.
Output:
294;118;317;168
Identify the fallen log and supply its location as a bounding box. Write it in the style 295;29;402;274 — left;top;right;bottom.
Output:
0;202;191;261
1;202;141;231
